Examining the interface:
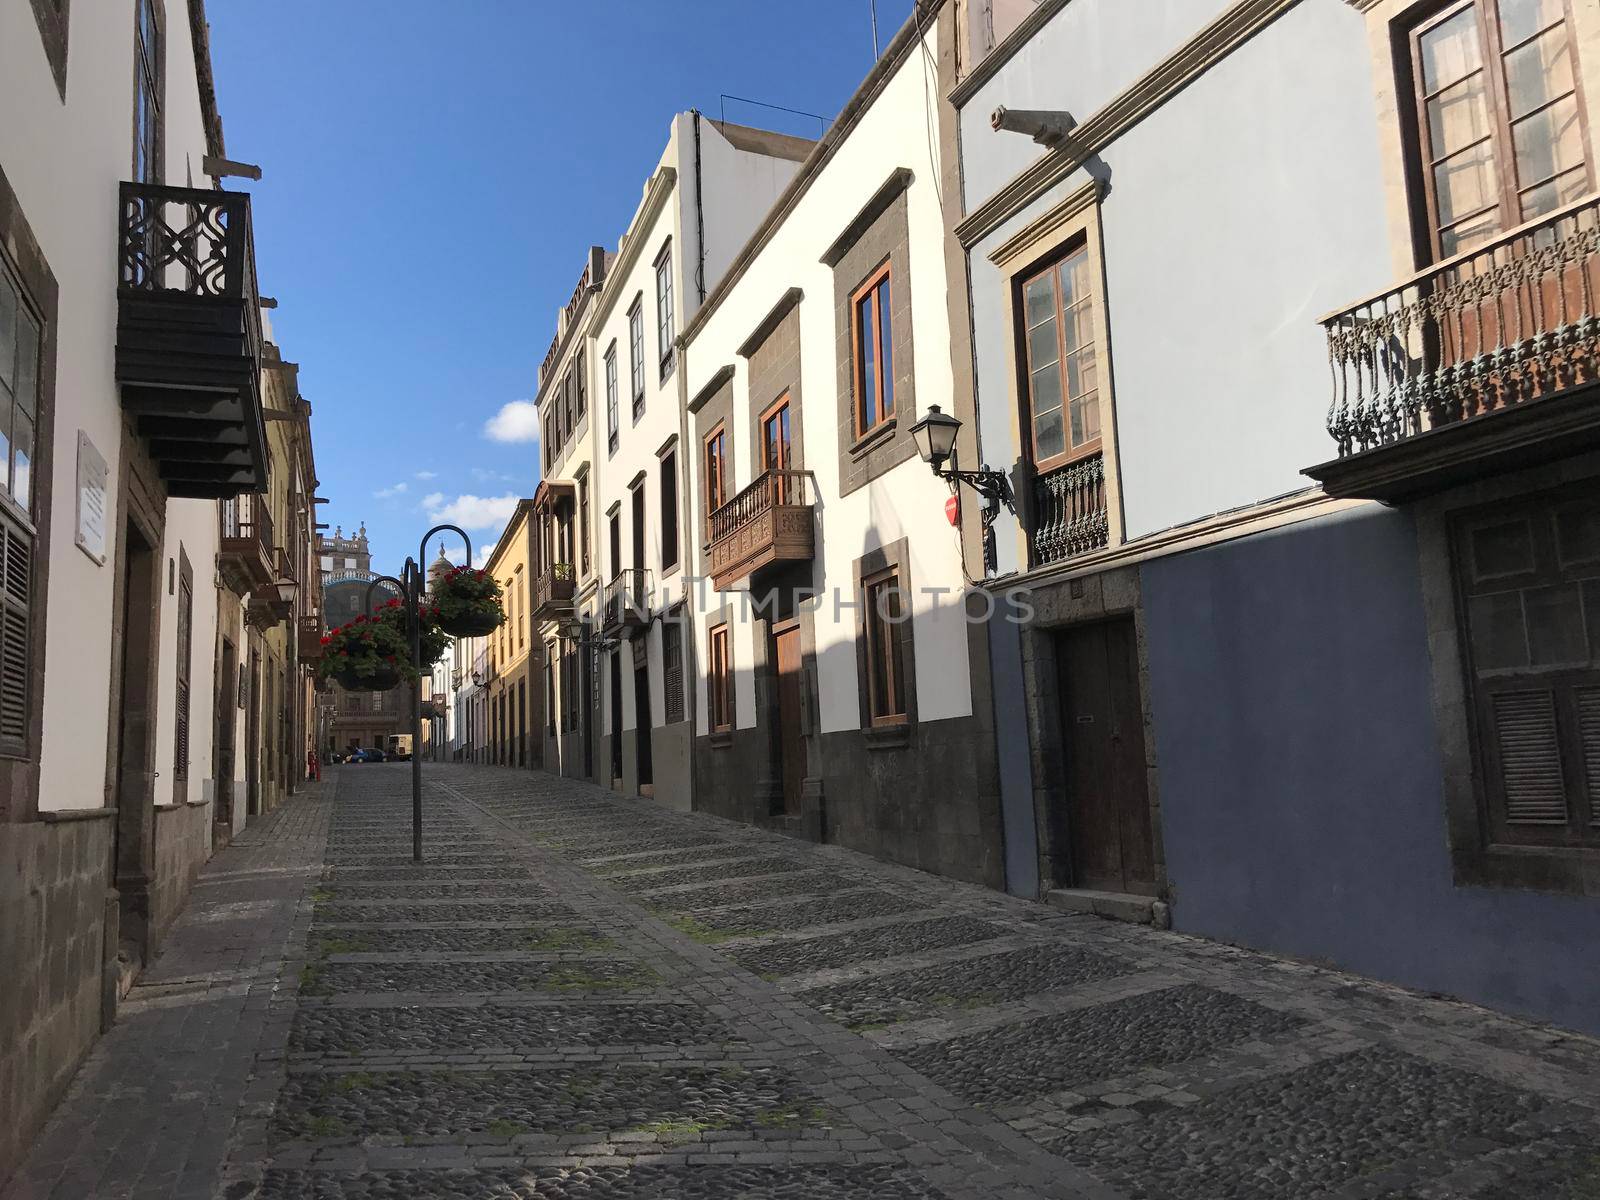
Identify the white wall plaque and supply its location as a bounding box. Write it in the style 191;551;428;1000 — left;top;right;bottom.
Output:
74;431;108;565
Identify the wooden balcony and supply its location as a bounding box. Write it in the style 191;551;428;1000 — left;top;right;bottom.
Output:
602;569;651;637
218;494;275;596
1030;453;1109;568
533;562;576;620
115;182;268;499
247;549;296;629
1309;195;1600;502
707;470;814;591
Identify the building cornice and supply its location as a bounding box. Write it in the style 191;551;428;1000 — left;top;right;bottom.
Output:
956;0;1305;248
592;166;679;330
948;0;1074;109
987;178;1105;268
819;168;915;267
736;288;805;358
680;0;950;350
687;364;736;414
187;0;226;160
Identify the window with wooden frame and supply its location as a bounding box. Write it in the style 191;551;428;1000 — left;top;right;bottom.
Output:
659;447;679;572
1452;483;1600;848
850;262;894;437
655;241;676;378
517;577;525;648
605;342;619;454
1020;243;1102;471
133;0;163;185
760;394;793;505
173;554;192;786
663;619;685;723
1406;0;1592;260
578;477;591;576
703;423;728;535
575;349;587;418
0;256;43;760
863;567;908;727
708;623;733;733
628;296;646;416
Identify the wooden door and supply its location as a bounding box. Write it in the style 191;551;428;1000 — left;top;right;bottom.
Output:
634;653;653;789
214;640;236;824
1054;619;1156;895
774;625;803;817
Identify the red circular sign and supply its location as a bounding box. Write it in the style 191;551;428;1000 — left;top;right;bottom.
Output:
945;494;960;526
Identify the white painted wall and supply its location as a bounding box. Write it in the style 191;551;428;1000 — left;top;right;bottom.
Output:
960;0;1393;564
2;5;223;810
681;26;976;739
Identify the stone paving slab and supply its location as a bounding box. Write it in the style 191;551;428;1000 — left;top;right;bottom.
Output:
9;762;1600;1200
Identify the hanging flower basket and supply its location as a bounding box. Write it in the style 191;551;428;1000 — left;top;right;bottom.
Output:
432;566;506;637
317;611;411;691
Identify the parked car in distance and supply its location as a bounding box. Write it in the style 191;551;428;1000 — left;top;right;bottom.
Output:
347;748;386;764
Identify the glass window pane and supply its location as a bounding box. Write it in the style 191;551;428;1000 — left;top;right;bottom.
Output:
1526;583;1587;664
1434;141;1500;225
1071;389;1101;448
1499;0;1565;48
1035;405;1065;461
857;297;876;428
1557;502;1600;566
1063;298;1095;355
1505;28;1574;119
1512;95;1584;187
877;282;894;418
1064;347;1097;401
1471;518;1535;579
1520;165;1589;220
1029;359;1063;416
1027;317;1060;369
1023;275;1054;328
0;275;16;393
1428;75;1493;154
15;310;38;417
12;411;31;516
1059;250;1092;308
1441;209;1503;256
0;390;12;500
1469;590;1529;669
1421;8;1484;93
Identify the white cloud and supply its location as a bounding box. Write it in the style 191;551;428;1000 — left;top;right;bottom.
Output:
420;491;445;510
422;492;519;530
415;470;438;480
373;481;408;500
483;400;540;444
474;541;497;568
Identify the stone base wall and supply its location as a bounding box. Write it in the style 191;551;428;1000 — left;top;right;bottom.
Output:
694;714;1004;888
0;814;114;1185
151;801;213;948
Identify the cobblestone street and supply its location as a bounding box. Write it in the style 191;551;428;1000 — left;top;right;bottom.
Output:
8;764;1600;1199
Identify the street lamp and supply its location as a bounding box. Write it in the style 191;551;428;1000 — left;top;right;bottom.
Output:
359;521;476;863
909;404;1015;515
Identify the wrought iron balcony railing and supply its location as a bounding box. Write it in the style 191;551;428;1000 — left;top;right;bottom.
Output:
115;182;269;498
1031;453;1108;567
707;469;814;590
603;568;651;635
1314;195;1600;498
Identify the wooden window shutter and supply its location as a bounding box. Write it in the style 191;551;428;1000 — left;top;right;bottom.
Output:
174;565;193;782
663;624;684;724
1579;687;1600;827
1489;690;1567;825
0;517;30;757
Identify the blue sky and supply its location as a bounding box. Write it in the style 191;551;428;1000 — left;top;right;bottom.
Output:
207;1;912;574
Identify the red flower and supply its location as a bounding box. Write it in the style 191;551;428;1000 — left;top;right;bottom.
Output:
320;636;330;645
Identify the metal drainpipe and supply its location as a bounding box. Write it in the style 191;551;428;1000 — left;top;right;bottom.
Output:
692;110;707;303
676;328;699;812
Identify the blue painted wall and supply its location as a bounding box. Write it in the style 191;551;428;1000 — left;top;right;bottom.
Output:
1141;506;1600;1036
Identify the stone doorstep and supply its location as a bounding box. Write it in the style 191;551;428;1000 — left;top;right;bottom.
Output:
1045;889;1171;930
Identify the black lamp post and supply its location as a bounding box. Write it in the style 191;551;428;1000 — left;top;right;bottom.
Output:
909;404;1016;515
359;521;474;863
